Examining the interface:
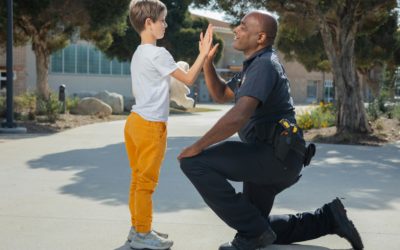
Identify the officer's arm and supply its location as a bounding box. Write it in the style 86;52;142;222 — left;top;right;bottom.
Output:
192;96;258;150
203;60;235;103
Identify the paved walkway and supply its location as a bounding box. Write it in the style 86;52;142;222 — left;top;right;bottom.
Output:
0;104;399;250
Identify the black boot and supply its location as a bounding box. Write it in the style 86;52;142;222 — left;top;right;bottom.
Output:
219;227;276;250
327;198;364;250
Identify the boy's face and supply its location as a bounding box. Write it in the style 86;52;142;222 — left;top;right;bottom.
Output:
149;11;168;40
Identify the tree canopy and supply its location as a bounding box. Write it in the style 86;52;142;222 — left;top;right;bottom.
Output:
103;1;223;65
0;0;223;99
0;0;130;99
193;0;398;135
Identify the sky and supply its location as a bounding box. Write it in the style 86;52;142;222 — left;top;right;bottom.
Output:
188;6;227;21
189;5;279;22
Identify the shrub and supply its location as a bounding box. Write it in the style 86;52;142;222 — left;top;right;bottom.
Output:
36;93;61;123
66;96;80;112
366;101;380;121
14;92;36;120
389;104;400;121
297;102;336;130
367;89;394;121
0;96;5;117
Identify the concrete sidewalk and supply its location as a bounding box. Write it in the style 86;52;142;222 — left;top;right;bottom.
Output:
0;104;399;250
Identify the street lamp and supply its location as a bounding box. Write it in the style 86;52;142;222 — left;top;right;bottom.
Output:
0;0;26;133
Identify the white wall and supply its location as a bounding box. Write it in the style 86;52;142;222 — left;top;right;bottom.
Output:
25;45;132;97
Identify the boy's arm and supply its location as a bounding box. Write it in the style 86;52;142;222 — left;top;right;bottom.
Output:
170;24;213;86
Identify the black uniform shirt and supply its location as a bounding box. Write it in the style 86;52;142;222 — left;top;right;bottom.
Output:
226;46;296;143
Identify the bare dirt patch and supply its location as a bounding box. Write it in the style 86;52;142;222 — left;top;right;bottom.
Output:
3;107;220;134
304;117;400;146
3;110;399;146
14;114;128;133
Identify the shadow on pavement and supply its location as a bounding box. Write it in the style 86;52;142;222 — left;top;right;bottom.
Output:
113;241;346;250
27;137;400;212
27;137;207;212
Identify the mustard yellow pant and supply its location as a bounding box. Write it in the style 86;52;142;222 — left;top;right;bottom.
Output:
124;112;167;233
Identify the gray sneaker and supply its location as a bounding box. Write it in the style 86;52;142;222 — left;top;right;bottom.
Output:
127;227;169;242
129;231;173;250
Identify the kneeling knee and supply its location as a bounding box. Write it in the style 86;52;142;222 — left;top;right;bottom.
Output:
180;157;194;174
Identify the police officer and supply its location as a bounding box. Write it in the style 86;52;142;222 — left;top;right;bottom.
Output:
178;11;363;250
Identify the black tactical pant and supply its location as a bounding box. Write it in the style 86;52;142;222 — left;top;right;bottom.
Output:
180;140;333;242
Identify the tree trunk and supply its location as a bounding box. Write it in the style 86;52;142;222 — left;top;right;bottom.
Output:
317;4;371;135
32;38;50;100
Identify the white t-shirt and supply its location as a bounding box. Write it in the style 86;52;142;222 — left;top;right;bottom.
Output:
130;44;178;122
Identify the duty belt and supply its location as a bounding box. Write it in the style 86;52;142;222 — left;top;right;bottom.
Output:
255;119;315;167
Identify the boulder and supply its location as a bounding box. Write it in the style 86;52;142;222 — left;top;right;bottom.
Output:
72;92;96;99
95;90;124;114
123;96;136;112
72;97;112;116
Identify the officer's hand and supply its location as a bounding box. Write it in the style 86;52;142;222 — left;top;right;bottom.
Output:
178;144;202;161
205;43;220;63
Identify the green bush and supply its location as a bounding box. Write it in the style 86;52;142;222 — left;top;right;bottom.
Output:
0;96;5;117
66;96;80;111
389;104;400;121
36;93;61;123
14;92;36;120
366;101;380;121
297;102;336;130
0;93;36;120
367;89;397;121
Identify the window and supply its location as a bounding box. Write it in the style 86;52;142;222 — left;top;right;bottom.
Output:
111;59;122;75
123;61;130;75
89;47;100;74
63;45;76;73
77;45;88;74
51;50;63;73
323;80;334;102
50;43;130;76
306;80;318;103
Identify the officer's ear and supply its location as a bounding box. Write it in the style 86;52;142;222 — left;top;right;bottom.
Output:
257;32;267;45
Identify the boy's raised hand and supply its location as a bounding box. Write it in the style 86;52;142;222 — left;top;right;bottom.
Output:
199;24;219;62
199;24;213;57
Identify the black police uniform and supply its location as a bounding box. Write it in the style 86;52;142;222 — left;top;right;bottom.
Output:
180;46;332;243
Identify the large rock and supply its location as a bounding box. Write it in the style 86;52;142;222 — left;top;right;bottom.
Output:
73;97;112;116
72;92;96;99
95;91;124;114
123;96;136;112
169;61;194;109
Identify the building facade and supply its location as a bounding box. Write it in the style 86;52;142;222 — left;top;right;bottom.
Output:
1;12;376;104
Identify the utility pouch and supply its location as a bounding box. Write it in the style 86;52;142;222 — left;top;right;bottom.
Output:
273;119;305;164
274;132;292;162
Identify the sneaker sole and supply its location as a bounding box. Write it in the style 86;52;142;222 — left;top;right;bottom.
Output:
129;242;172;250
330;198;364;250
128;232;169;242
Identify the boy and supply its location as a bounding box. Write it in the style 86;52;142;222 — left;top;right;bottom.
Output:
124;0;214;249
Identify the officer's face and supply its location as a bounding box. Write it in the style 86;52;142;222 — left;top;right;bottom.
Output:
232;14;262;54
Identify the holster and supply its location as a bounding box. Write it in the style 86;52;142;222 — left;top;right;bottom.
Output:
255;120;316;167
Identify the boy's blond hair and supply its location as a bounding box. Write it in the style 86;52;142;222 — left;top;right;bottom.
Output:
129;0;167;33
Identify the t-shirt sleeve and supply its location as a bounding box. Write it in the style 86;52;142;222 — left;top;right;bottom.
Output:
236;58;277;105
152;48;178;77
